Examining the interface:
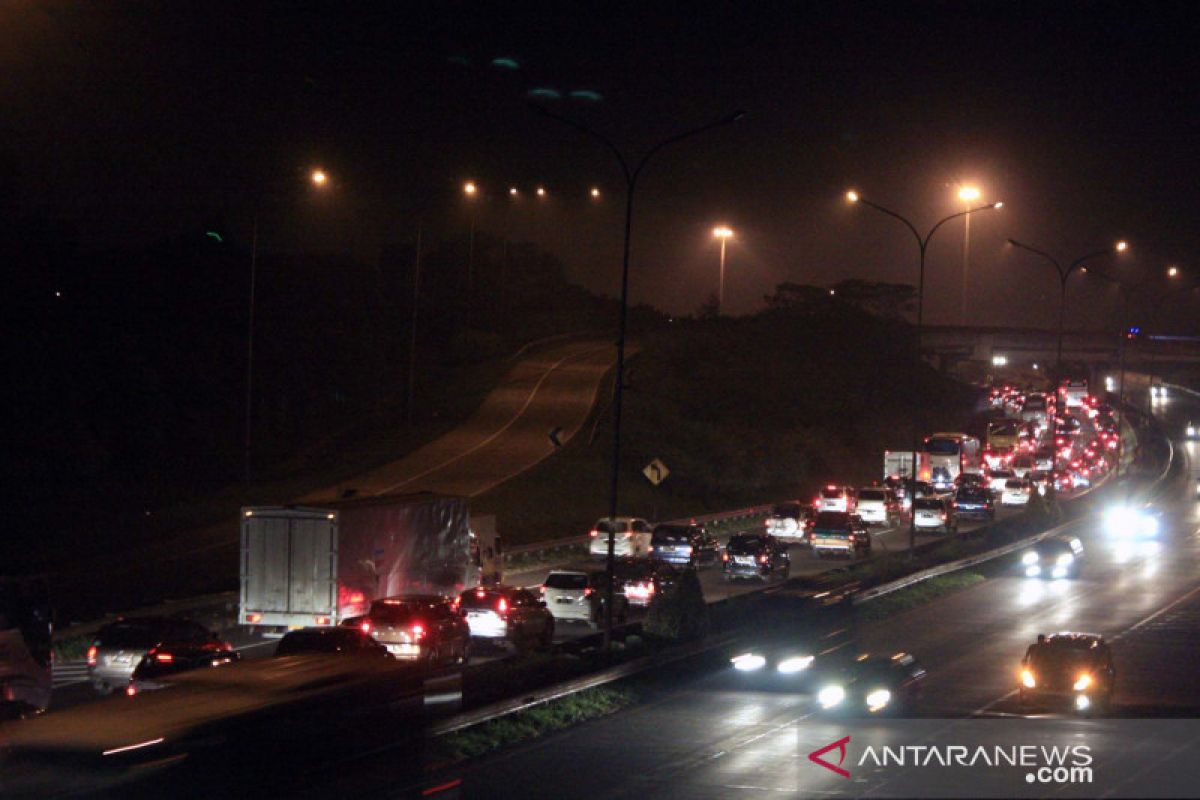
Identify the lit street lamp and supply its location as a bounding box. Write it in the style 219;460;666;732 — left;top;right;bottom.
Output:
244;167;331;481
712;226;734;313
534;104;744;650
847;189;1002;559
463;181;479;329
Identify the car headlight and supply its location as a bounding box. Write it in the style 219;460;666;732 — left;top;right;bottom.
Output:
731;653;766;672
818;684;846;708
1057;553;1074;567
1025;565;1042;578
865;689;892;712
777;655;814;674
1075;694;1091;711
1021;670;1036;688
1073;673;1092;691
1022;551;1039;566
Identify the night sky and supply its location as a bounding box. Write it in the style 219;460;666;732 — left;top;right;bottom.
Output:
6;1;1200;326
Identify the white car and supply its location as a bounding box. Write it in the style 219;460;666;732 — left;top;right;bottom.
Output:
855;488;898;527
987;470;1015;494
1001;478;1033;506
1011;454;1036;478
588;517;652;559
541;570;627;626
817;485;857;513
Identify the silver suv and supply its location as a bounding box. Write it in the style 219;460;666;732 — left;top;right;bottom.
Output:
541;570;628;628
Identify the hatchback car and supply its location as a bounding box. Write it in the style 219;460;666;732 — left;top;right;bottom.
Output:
457;586;555;650
855;488;899;527
614;558;681;606
764;502;815;543
126;647;241;696
541;570;628;627
953;487;995;520
987;469;1015;494
587;516;652;559
809;511;871;559
87;617;227;695
343;595;470;666
1019;632;1114;714
1001;477;1034;506
912;497;958;535
722;533;790;582
649;522;719;567
816;485;857;513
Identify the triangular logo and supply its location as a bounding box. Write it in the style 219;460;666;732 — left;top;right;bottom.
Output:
808;735;851;778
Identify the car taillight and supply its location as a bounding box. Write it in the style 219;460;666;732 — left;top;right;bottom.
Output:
589;530;599;537
360;620;373;634
583;587;594;597
721;551;729;562
539;585;547;595
86;645;98;667
623;531;632;539
154;652;174;664
126;684;137;697
315;616;330;625
246;613;262;624
759;553;769;564
497;597;508;615
411;624;425;641
940;513;947;521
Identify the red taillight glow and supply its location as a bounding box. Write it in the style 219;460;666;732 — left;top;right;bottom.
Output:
126;684;137;697
497;597;508;615
583;587;594;597
589;530;599;537
154;652;174;664
721;552;729;562
759;553;769;564
246;613;262;624
348;591;365;605
315;616;330;625
87;645;98;667
411;624;425;641
360;620;373;634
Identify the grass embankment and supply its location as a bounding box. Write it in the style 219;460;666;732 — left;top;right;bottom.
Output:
475;307;976;546
855;571;987;626
435;685;637;762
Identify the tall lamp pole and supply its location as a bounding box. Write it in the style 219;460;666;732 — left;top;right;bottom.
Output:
847;190;1002;559
244;167;330;482
534;105;744;650
713;226;734;313
1006;238;1128;484
957;186;981;326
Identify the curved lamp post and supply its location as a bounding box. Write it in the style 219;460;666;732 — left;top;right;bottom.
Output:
847;190;1002;560
534;105;744;650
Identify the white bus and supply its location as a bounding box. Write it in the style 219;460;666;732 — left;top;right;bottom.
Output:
923;433;983;489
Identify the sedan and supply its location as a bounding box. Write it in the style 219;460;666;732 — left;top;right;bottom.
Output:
649;522;720;567
345;595;470;666
722;533;791;582
812;653;927;716
615;558;681;606
457;586;555;651
87;617;228;695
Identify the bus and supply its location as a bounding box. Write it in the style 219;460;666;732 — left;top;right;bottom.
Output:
923;432;983;489
0;577;52;719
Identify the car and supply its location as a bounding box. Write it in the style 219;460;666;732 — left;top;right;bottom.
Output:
722;533;791;581
614;558;681;606
955;472;988;492
1186;421;1198;440
855;488;899;527
816;485;857;513
809;511;871;559
126;646;242;696
764;502;815;543
952;487;995;520
1020;535;1084;579
812;652;927;716
541;570;628;627
1034;447;1056;472
275;626;393;659
986;469;1015;494
649;522;720;566
344;595;470;666
86;617;228;695
1019;632;1114;714
1010;453;1036;478
1029;470;1054;495
1001;477;1034;506
588;517;653;559
729;636;823;687
456;585;555;651
912;497;958;534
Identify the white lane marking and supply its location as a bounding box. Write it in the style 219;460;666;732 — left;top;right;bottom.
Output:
378;345;608;496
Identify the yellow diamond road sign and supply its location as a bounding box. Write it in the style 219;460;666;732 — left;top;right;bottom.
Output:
643;458;669;486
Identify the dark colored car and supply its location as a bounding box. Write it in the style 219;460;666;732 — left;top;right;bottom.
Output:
809;511;871;559
650;523;719;567
457;586;555;651
955;472;989;492
765;503;815;543
813;652;927;716
722;533;791;582
615;557;681;606
344;595;470;665
953;487;995;520
127;646;242;696
87;617;228;695
1020;632;1114;714
1020;535;1084;579
276;626;393;659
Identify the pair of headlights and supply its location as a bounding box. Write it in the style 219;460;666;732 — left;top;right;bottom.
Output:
817;684;891;712
1021;670;1091;692
730;653;814;674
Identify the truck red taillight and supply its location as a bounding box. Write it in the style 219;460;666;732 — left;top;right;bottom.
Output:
86;645;98;667
246;613;262;624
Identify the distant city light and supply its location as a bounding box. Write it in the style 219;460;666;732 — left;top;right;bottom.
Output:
992;354;1009;366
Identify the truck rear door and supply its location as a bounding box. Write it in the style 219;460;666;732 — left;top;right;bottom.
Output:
241;508;337;628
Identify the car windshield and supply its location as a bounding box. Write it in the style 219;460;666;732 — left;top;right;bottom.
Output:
727;536;767;555
858;490;886;501
772;503;802;517
925;438;961;455
819;488;844;499
459;591;507;609
989;422;1019;435
991;471;1013;479
914;499;942;510
957;490;988;501
97;620;170;648
813;512;850;528
1005;479;1027;489
277;631;352;655
545;573;589;590
368;602;421;624
1029;645;1099;674
594;519;629;534
652;525;693;543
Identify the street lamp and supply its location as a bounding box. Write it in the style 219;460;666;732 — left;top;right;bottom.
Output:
245;167;331;481
590;186;601;199
463;181;479;329
1007;238;1128;481
957;185;982;326
712;226;734;313
535;104;744;650
847;189;1002;559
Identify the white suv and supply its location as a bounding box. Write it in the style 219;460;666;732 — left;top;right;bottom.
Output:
855;488;898;527
817;485;857;513
588;517;652;559
541;570;628;627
